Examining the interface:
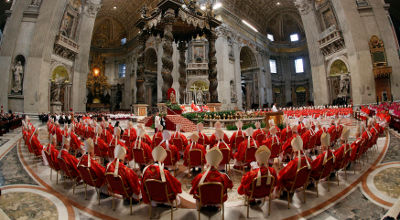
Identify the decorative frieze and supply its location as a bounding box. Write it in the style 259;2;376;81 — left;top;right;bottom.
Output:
53;34;80;60
318;26;345;56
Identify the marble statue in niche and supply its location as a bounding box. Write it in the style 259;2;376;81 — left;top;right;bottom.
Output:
60;13;73;37
196;89;204;105
338;74;350;98
50;68;69;103
11;61;24;94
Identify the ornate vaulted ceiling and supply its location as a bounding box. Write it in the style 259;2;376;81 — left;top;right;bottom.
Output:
221;0;298;33
92;0;302;48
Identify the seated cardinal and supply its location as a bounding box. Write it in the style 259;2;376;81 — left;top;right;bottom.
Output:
234;127;259;163
122;121;137;147
197;123;210;146
130;127;153;165
229;120;246;149
105;145;141;200
334;127;351;170
238;145;277;199
152;125;164;148
183;132;206;167
190;147;233;204
77;138;106;188
252;121;266;145
209;121;229;147
57;137;81;181
141;146;182;205
93;126;109;158
30;128;43;157
277;136;312;189
156;131;180;166
171;124;188;151
310;133;336;179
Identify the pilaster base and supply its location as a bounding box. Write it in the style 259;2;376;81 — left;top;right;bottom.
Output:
133;104;148;116
50;102;63;114
207;103;222;112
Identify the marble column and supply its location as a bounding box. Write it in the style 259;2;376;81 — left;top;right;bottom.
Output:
136;34;147;104
177;41;187;104
207;31;219;103
296;0;330;105
72;0;101;112
161;9;174;102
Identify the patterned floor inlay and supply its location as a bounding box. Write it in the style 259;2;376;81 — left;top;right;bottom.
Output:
374;167;400;199
0;139;8;148
0;192;58;220
309;188;387;220
0;146;38;186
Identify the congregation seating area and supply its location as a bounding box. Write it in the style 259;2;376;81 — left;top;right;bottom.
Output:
0;113;22;136
17;106;390;219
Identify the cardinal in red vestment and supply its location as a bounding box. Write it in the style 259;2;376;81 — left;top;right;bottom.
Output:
141;146;182;205
156;131;180;166
77;138;106;188
196;123;210;146
277;136;312;189
183;132;206;167
334;127;351;170
171;124;188;152
57;137;81;181
229;121;246;150
238;145;277;201
234;127;259;164
209;121;229;147
30;128;43;157
253;121;266;145
130;127;153;165
310;133;335;180
93;126;109;158
105;145;141;200
190;147;233;206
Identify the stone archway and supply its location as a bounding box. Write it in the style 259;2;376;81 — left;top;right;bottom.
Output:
240;46;259;110
327;58;351;105
144;48;158;107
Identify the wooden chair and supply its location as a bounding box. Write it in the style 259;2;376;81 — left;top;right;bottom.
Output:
246;175;276;217
172;137;185;152
242;147;258;173
270;142;281;159
219;147;231;171
255;133;266;145
334;145;352;182
308;134;317;150
57;157;80;194
144;179;178;220
77;164;105;204
310;156;335;197
163;148;177;176
198;182;225;220
187;149;204;173
234;135;245;150
132;148;152;167
153;136;163;148
105;172;138;215
43;148;60;184
281;166;311;209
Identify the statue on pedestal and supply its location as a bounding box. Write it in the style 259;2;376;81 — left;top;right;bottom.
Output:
11;61;24;94
167;88;177;104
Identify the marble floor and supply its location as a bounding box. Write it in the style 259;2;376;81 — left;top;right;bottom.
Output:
0;118;399;220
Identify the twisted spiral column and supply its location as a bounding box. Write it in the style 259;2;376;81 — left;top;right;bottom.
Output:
208;32;219;103
178;41;187;104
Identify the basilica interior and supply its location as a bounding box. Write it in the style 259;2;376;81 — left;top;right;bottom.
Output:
1;0;400;220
